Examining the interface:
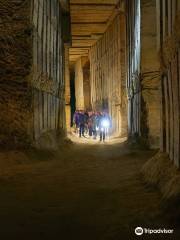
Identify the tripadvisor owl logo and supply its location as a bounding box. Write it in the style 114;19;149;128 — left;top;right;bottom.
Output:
135;227;143;235
135;227;174;235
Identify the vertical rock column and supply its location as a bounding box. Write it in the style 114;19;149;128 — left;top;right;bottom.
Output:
126;0;141;138
75;58;85;110
158;0;180;167
126;0;160;148
64;44;71;132
140;0;160;147
83;68;91;111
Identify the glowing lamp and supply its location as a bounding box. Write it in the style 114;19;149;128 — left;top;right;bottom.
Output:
101;119;110;128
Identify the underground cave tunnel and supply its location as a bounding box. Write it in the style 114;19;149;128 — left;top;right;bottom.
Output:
0;0;180;239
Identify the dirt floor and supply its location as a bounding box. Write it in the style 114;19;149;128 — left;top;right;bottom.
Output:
0;138;179;240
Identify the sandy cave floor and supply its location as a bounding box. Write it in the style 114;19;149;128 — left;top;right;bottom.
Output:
0;138;179;239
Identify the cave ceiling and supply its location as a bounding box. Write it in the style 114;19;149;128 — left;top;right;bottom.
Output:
69;0;122;64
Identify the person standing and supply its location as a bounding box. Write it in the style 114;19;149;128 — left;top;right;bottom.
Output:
73;110;80;134
79;111;85;138
99;112;111;142
88;112;93;137
84;111;89;135
92;112;97;139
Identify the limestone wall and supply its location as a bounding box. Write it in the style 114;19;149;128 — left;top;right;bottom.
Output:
158;0;180;167
0;0;32;146
89;13;127;137
126;0;160;148
126;0;141;137
0;0;68;147
64;44;71;132
141;0;161;147
31;0;68;142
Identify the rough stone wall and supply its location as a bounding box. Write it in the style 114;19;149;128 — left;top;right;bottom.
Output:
158;0;180;167
126;0;160;148
64;44;71;132
141;0;161;147
126;0;141;137
89;13;127;137
31;0;67;142
0;0;32;147
0;0;68;147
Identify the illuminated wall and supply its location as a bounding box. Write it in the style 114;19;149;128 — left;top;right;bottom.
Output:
126;0;160;147
89;12;127;137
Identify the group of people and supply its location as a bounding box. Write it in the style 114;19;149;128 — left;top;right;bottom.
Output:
73;110;111;142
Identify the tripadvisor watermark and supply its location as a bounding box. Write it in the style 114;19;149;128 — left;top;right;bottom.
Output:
135;227;174;236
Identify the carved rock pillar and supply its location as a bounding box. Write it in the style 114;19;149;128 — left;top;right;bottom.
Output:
75;57;85;110
64;44;71;132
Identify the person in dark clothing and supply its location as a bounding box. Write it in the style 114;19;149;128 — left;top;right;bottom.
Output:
73;110;80;133
92;112;98;139
88;112;93;137
84;111;89;135
99;112;111;142
100;125;105;141
79;111;85;137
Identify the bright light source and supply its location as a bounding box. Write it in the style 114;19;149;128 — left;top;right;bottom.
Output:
101;119;110;128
